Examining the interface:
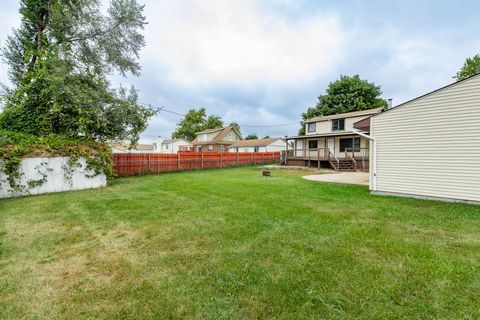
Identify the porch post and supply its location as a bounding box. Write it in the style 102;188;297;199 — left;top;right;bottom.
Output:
317;147;320;169
303;139;306;158
285;136;288;165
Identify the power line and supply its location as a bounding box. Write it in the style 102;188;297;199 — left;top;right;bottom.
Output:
238;122;298;128
140;102;299;128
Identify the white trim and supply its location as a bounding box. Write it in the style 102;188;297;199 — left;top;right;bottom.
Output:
351;129;376;191
372;191;480;206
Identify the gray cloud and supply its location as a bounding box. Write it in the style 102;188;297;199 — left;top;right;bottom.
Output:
2;0;480;142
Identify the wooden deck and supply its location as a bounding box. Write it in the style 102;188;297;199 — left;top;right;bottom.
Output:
283;148;369;171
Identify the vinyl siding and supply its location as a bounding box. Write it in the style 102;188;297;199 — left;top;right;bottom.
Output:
306;115;374;135
370;74;480;203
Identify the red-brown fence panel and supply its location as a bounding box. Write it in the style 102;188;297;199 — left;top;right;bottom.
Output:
113;151;280;177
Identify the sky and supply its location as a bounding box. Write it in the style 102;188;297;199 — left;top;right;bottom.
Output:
1;0;479;142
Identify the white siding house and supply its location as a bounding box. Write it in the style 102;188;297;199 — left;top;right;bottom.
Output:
228;138;286;152
154;138;192;153
370;74;480;204
285;107;384;171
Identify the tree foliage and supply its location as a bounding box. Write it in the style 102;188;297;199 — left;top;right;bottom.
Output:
244;133;258;140
172;107;223;141
455;54;480;81
0;0;155;145
299;75;387;134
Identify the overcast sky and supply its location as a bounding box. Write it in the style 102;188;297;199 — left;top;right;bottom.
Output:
1;0;479;142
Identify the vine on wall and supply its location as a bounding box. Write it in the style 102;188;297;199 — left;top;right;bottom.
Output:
0;130;113;192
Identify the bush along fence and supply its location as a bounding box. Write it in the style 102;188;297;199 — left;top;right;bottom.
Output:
113;152;281;176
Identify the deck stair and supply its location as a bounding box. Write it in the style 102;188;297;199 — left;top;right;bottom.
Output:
329;158;339;171
337;159;356;171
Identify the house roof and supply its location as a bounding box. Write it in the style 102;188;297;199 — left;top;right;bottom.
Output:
228;138;283;148
161;138;190;144
352;117;372;132
113;143;154;150
305;107;385;123
194;127;224;135
192;126;242;145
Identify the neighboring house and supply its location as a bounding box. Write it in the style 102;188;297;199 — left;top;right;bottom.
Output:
191;126;242;152
228;138;286;152
368;73;480;204
285;107;384;171
112;143;155;153
154;138;192;153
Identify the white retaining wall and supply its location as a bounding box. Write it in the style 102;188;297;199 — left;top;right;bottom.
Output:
0;157;107;199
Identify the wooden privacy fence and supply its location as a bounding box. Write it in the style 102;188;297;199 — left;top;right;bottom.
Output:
113;152;281;176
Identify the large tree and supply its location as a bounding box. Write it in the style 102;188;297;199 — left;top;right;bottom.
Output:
0;0;155;145
172;107;223;141
244;133;258;140
455;54;480;81
299;75;387;134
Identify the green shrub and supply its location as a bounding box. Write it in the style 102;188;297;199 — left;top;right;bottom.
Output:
0;130;113;190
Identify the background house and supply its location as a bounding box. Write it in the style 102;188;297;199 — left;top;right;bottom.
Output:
285;107;383;171
191;126;242;152
154;138;192;153
369;73;480;203
228;138;286;152
112;143;155;153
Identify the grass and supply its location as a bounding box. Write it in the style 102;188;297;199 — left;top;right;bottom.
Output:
1;167;480;319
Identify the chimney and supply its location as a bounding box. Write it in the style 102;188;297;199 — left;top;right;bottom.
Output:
387;98;393;109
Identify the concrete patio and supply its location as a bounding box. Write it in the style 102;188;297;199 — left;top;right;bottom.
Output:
303;172;369;186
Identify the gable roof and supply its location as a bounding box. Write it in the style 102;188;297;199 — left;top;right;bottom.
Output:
194;127;224;135
305;107;385;123
192;125;242;145
228;138;284;148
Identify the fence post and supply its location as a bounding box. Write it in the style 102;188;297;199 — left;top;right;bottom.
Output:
177;153;181;171
148;154;151;173
237;153;239;166
201;152;204;169
220;152;223;168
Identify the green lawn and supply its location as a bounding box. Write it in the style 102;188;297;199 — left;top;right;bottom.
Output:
1;167;480;319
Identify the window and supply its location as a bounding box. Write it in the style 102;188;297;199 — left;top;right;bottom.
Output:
307;122;316;133
254;147;259;152
353;137;361;151
308;140;318;149
332;119;345;131
165;144;169;150
339;138;353;152
208;145;213;150
220;145;224;152
197;146;202;152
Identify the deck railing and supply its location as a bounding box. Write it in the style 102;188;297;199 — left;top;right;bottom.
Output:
286;148;330;159
286;148;370;159
344;148;369;160
345;148;369;171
